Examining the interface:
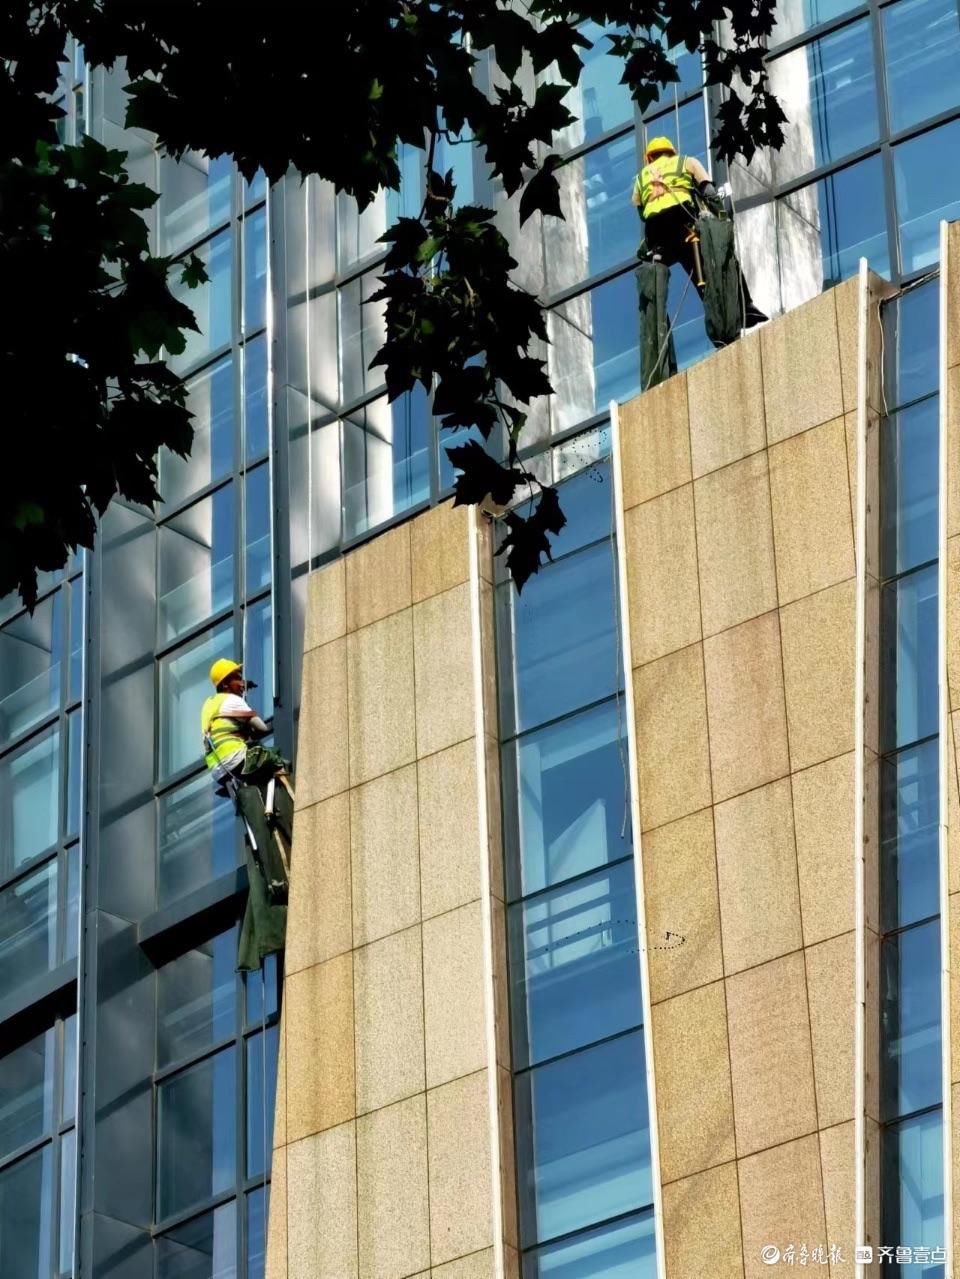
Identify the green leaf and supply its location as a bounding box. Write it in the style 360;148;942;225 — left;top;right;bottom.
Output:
180;252;210;289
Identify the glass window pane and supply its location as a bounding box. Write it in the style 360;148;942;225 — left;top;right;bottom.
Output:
246;1024;278;1177
63;845;79;965
880;565;938;752
245;466;272;594
545;134;639;294
158;929;238;1067
881;919;942;1120
158;771;240;905
882;1111;944;1265
243;598;274;712
0;861;57;989
886;278;939;408
644;97;708;175
159;487;236;644
0;1030;54;1160
62;1015;77;1127
510;861;642;1068
245;170;266;206
342;388;431;540
884;0;960;135
58;1127;75;1276
161;356;235;509
336;144;424;271
767;20;878;184
499;540;618;736
0;593;63;744
243;206;268;335
169;231;234;376
245;953;279;1027
523;1207;656;1279
244;336;269;463
0;726;60;875
552;22;634;152
881;399;939;576
157;1047;237;1220
895;120;960;274
338;272;386;404
0;1145;53;1279
159;619;233;782
160;152;233;258
247;1187;267;1279
516;1031;651;1246
549;272;642;432
772;0;862;44
68;580;83;705
66;711;81;839
156;1199;238;1279
505;701;631;900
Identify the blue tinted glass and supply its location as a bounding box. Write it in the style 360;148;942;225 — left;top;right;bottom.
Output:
0;861;56;989
550;273;642;432
516;1031;651;1246
436;126;476;207
881;920;942;1120
158;929;238;1067
244;336;269;462
772;0;862;43
170;230;234;375
68;580;83;705
881;741;940;932
549;462;613;558
880;565;938;751
887;280;939;407
245;169;267;206
245;953;279;1027
62;1014;77;1125
160;152;232;258
159;486;236;644
158;771;239;905
244;598;274;711
783;154;889;286
769;19;878;182
63;845;79;964
501;540;618;735
566;22;634;148
0;1144;52;1279
342;387;431;539
246;1024;279;1177
0;592;63;745
884;0;960;134
157;1198;237;1279
0;1030;54;1160
157;1047;237;1219
883;1111;944;1265
439;423;487;493
247;1187;267;1279
158;619;233;781
506;700;631;900
895;120;960;274
546;134;638;293
0;726;60;874
245;465;272;594
243;206;267;335
162;356;235;508
58;1126;76;1275
881;399;939;576
510;861;642;1067
644;96;709;174
66;710;81;839
647;38;703;113
524;1207;657;1279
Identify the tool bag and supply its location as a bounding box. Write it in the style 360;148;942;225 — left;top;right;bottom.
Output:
698;216;741;348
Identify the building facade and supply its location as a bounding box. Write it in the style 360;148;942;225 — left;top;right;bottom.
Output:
1;4;959;1276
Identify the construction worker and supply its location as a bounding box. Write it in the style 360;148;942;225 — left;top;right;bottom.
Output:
202;658;293;970
633;136;767;332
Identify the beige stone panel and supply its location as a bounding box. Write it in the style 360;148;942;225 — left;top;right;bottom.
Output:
791;753;855;946
842;410;882;582
427;1070;494;1266
423;901;487;1088
662;1161;743;1279
652;980;736;1182
418;739;481;920
345;523;412;632
411;501;470;603
949;536;960;711
620;372;691;509
354;926;425;1114
287;1123;358;1279
703;613;790;803
688;329;766;478
780;581;856;772
296;639;349;809
949;366;960;539
357;1096;430;1279
833;276;859;417
350;762;421;947
761;289;844;444
950;714;960;896
949;224;960;368
305;558;346;651
769;418;855;605
726;951;818;1156
413;584;475;758
431;1251;496;1279
347;610;417;786
714;779;802;974
805;933;855;1127
820;1122;855;1277
863;573;881;759
643;809;723;1003
286;793;352;975
633;645;712;831
954;1085;960;1265
265;1145;287;1279
738;1135;826;1278
273;1015;286;1150
953;898;960;1085
625;485;701;665
694;452;778;636
285;954;355;1143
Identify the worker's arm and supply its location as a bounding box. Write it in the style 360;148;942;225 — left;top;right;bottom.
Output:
630;175;642;208
685;155;720;204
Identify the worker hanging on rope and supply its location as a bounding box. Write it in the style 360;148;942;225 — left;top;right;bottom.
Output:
632;136;767;387
201;658;294;971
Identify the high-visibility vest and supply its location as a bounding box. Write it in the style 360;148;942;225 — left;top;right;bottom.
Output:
635;153;695;220
201;693;248;772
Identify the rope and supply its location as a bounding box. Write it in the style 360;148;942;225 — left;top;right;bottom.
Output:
643;270;694;392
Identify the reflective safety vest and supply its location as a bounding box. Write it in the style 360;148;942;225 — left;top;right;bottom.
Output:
635;153;695;220
201;693;248;772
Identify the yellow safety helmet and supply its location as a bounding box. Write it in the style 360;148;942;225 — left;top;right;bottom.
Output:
210;658;243;689
645;136;677;163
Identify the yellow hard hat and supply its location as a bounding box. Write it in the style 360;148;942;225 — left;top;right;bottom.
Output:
210;658;242;688
645;136;677;162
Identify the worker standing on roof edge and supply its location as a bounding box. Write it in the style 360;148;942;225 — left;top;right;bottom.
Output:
633;136;768;332
201;658;293;971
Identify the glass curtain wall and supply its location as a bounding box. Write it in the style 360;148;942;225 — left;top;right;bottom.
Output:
495;459;657;1278
877;279;944;1271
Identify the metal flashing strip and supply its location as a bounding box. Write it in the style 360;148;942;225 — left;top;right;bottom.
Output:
610;400;668;1279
